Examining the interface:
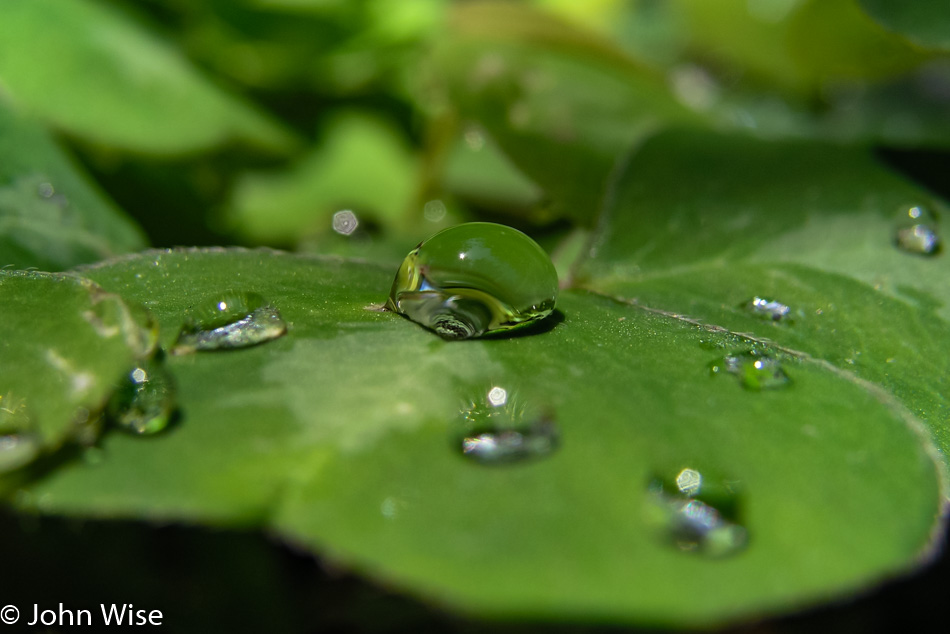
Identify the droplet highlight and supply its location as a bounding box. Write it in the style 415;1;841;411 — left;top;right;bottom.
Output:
456;386;558;464
709;350;790;390
332;209;359;236
387;223;558;340
743;296;791;322
107;358;176;435
646;469;747;557
173;292;287;354
895;204;941;256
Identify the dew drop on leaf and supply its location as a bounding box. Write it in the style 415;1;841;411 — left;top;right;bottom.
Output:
387;223;558;340
107;358;176;435
743;296;791;322
0;393;40;473
709;350;790;390
173;292;287;354
894;204;941;256
456;385;558;464
646;469;747;558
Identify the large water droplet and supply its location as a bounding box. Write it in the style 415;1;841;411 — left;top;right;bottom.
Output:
709;350;790;390
173;292;287;354
0;393;40;473
646;469;747;557
743;296;791;322
107;358;176;435
456;386;558;464
387;223;558;340
895;204;941;255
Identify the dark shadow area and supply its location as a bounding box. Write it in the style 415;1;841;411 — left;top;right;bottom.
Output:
2;506;946;633
878;148;950;202
482;309;566;341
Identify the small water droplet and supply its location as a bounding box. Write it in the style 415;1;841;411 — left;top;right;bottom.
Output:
709;350;790;390
107;358;176;435
173;292;287;354
743;296;791;322
37;182;55;198
423;199;447;223
646;469;747;557
456;386;558;464
669;64;720;111
0;394;40;473
332;209;359;236
463;126;486;151
387;223;558;339
895;205;941;255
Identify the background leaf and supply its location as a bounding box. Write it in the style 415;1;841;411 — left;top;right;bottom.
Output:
0;0;295;155
226;112;418;244
859;0;950;51
436;1;697;225
0;105;146;270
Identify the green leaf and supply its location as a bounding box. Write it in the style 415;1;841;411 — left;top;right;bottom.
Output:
442;126;544;215
669;0;928;93
576;129;950;458
0;0;295;155
3;248;941;626
0;271;153;464
0;104;147;270
437;1;697;225
225;112;418;244
859;0;950;51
